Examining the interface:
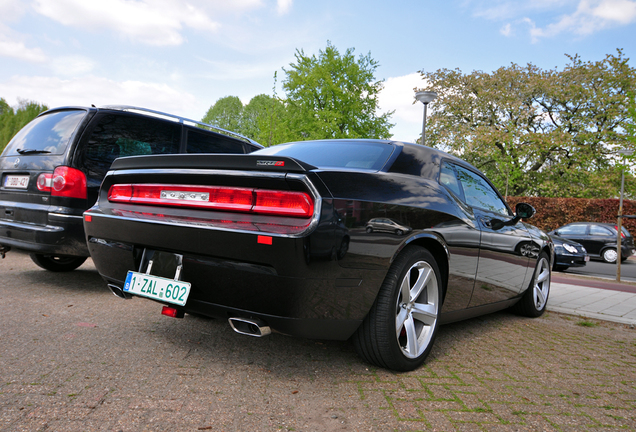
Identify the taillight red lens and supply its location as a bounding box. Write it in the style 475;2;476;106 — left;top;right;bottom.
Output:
615;226;626;238
51;166;87;199
253;190;314;217
108;184;314;218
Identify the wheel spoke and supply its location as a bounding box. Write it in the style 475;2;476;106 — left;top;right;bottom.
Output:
404;315;419;357
399;271;411;304
410;265;432;301
411;302;437;326
395;308;409;338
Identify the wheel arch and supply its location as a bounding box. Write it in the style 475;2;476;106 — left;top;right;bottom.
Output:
394;233;450;299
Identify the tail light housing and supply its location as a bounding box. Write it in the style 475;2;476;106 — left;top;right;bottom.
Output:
615;225;626;238
108;184;314;218
37;167;87;199
37;173;53;192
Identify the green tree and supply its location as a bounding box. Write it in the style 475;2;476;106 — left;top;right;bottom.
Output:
201;96;244;133
1;98;49;152
282;42;393;140
242;94;293;146
420;50;636;198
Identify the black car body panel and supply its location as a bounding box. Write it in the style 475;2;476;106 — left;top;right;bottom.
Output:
0;106;262;259
548;222;635;263
551;235;588;271
84;140;553;343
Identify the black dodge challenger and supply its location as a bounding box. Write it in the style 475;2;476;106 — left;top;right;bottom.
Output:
84;139;553;371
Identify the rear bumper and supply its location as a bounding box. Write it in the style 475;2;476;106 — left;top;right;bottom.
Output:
85;212;385;341
0;213;89;256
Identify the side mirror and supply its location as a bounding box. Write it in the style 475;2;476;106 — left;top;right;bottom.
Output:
515;203;535;219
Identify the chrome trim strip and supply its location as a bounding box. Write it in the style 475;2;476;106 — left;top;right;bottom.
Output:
49;213;84;219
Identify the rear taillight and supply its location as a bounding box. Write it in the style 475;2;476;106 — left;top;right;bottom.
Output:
108;184;314;218
37;173;53;192
51;166;87;199
614;226;626;238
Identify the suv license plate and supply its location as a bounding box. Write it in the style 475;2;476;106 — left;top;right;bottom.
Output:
123;271;191;306
4;175;29;189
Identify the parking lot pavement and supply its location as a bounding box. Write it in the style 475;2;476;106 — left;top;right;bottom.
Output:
1;250;636;431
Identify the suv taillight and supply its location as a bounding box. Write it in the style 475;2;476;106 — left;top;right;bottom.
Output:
50;166;87;199
37;173;53;192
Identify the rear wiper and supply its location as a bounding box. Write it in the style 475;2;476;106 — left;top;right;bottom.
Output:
16;148;51;155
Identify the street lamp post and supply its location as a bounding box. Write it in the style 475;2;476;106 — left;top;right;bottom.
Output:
617;149;634;282
415;91;437;145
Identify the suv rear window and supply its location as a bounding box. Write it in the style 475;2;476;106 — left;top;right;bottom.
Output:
2;110;86;156
78;113;181;181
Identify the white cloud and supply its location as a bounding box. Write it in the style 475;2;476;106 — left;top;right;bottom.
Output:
32;0;221;46
277;0;293;15
377;73;429;143
0;29;47;62
0;0;27;22
0;75;205;120
528;0;636;40
500;23;512;36
50;55;96;76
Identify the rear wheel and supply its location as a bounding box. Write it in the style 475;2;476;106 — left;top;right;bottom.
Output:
30;254;87;272
602;248;618;263
353;246;441;371
512;252;550;317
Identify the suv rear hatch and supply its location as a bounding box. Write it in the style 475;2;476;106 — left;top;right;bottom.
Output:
0;108;88;239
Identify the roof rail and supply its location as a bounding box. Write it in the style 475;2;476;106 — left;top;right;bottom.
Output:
99;105;261;147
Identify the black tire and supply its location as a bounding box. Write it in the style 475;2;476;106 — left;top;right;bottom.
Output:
602;248;618;263
353;246;442;371
30;254;87;272
395;229;403;236
366;227;373;233
512;251;550;317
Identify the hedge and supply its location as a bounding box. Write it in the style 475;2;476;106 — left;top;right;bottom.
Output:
506;196;636;236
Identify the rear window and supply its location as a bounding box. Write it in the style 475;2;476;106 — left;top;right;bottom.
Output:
255;141;394;171
78;113;181;182
2;110;86;156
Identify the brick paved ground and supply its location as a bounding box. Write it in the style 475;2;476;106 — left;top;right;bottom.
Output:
0;250;635;431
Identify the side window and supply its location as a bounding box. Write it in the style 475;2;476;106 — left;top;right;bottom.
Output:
185;129;247;154
558;224;587;235
455;166;510;215
439;162;463;199
590;225;613;236
79;114;181;182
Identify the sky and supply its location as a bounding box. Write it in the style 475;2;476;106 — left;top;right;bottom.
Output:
1;0;636;143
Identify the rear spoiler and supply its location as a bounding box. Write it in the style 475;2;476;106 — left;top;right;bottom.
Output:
110;154;317;173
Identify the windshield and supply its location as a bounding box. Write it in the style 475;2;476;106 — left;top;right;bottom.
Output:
255;140;395;171
2;109;86;156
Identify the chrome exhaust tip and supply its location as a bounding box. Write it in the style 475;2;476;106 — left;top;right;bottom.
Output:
107;283;133;299
228;317;272;337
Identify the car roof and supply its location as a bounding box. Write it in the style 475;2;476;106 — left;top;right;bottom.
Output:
36;105;262;148
270;138;480;177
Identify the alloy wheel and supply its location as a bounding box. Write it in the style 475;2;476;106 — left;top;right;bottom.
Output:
395;260;439;359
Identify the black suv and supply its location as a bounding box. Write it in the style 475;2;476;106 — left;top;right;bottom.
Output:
0;105;262;271
548;222;636;263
